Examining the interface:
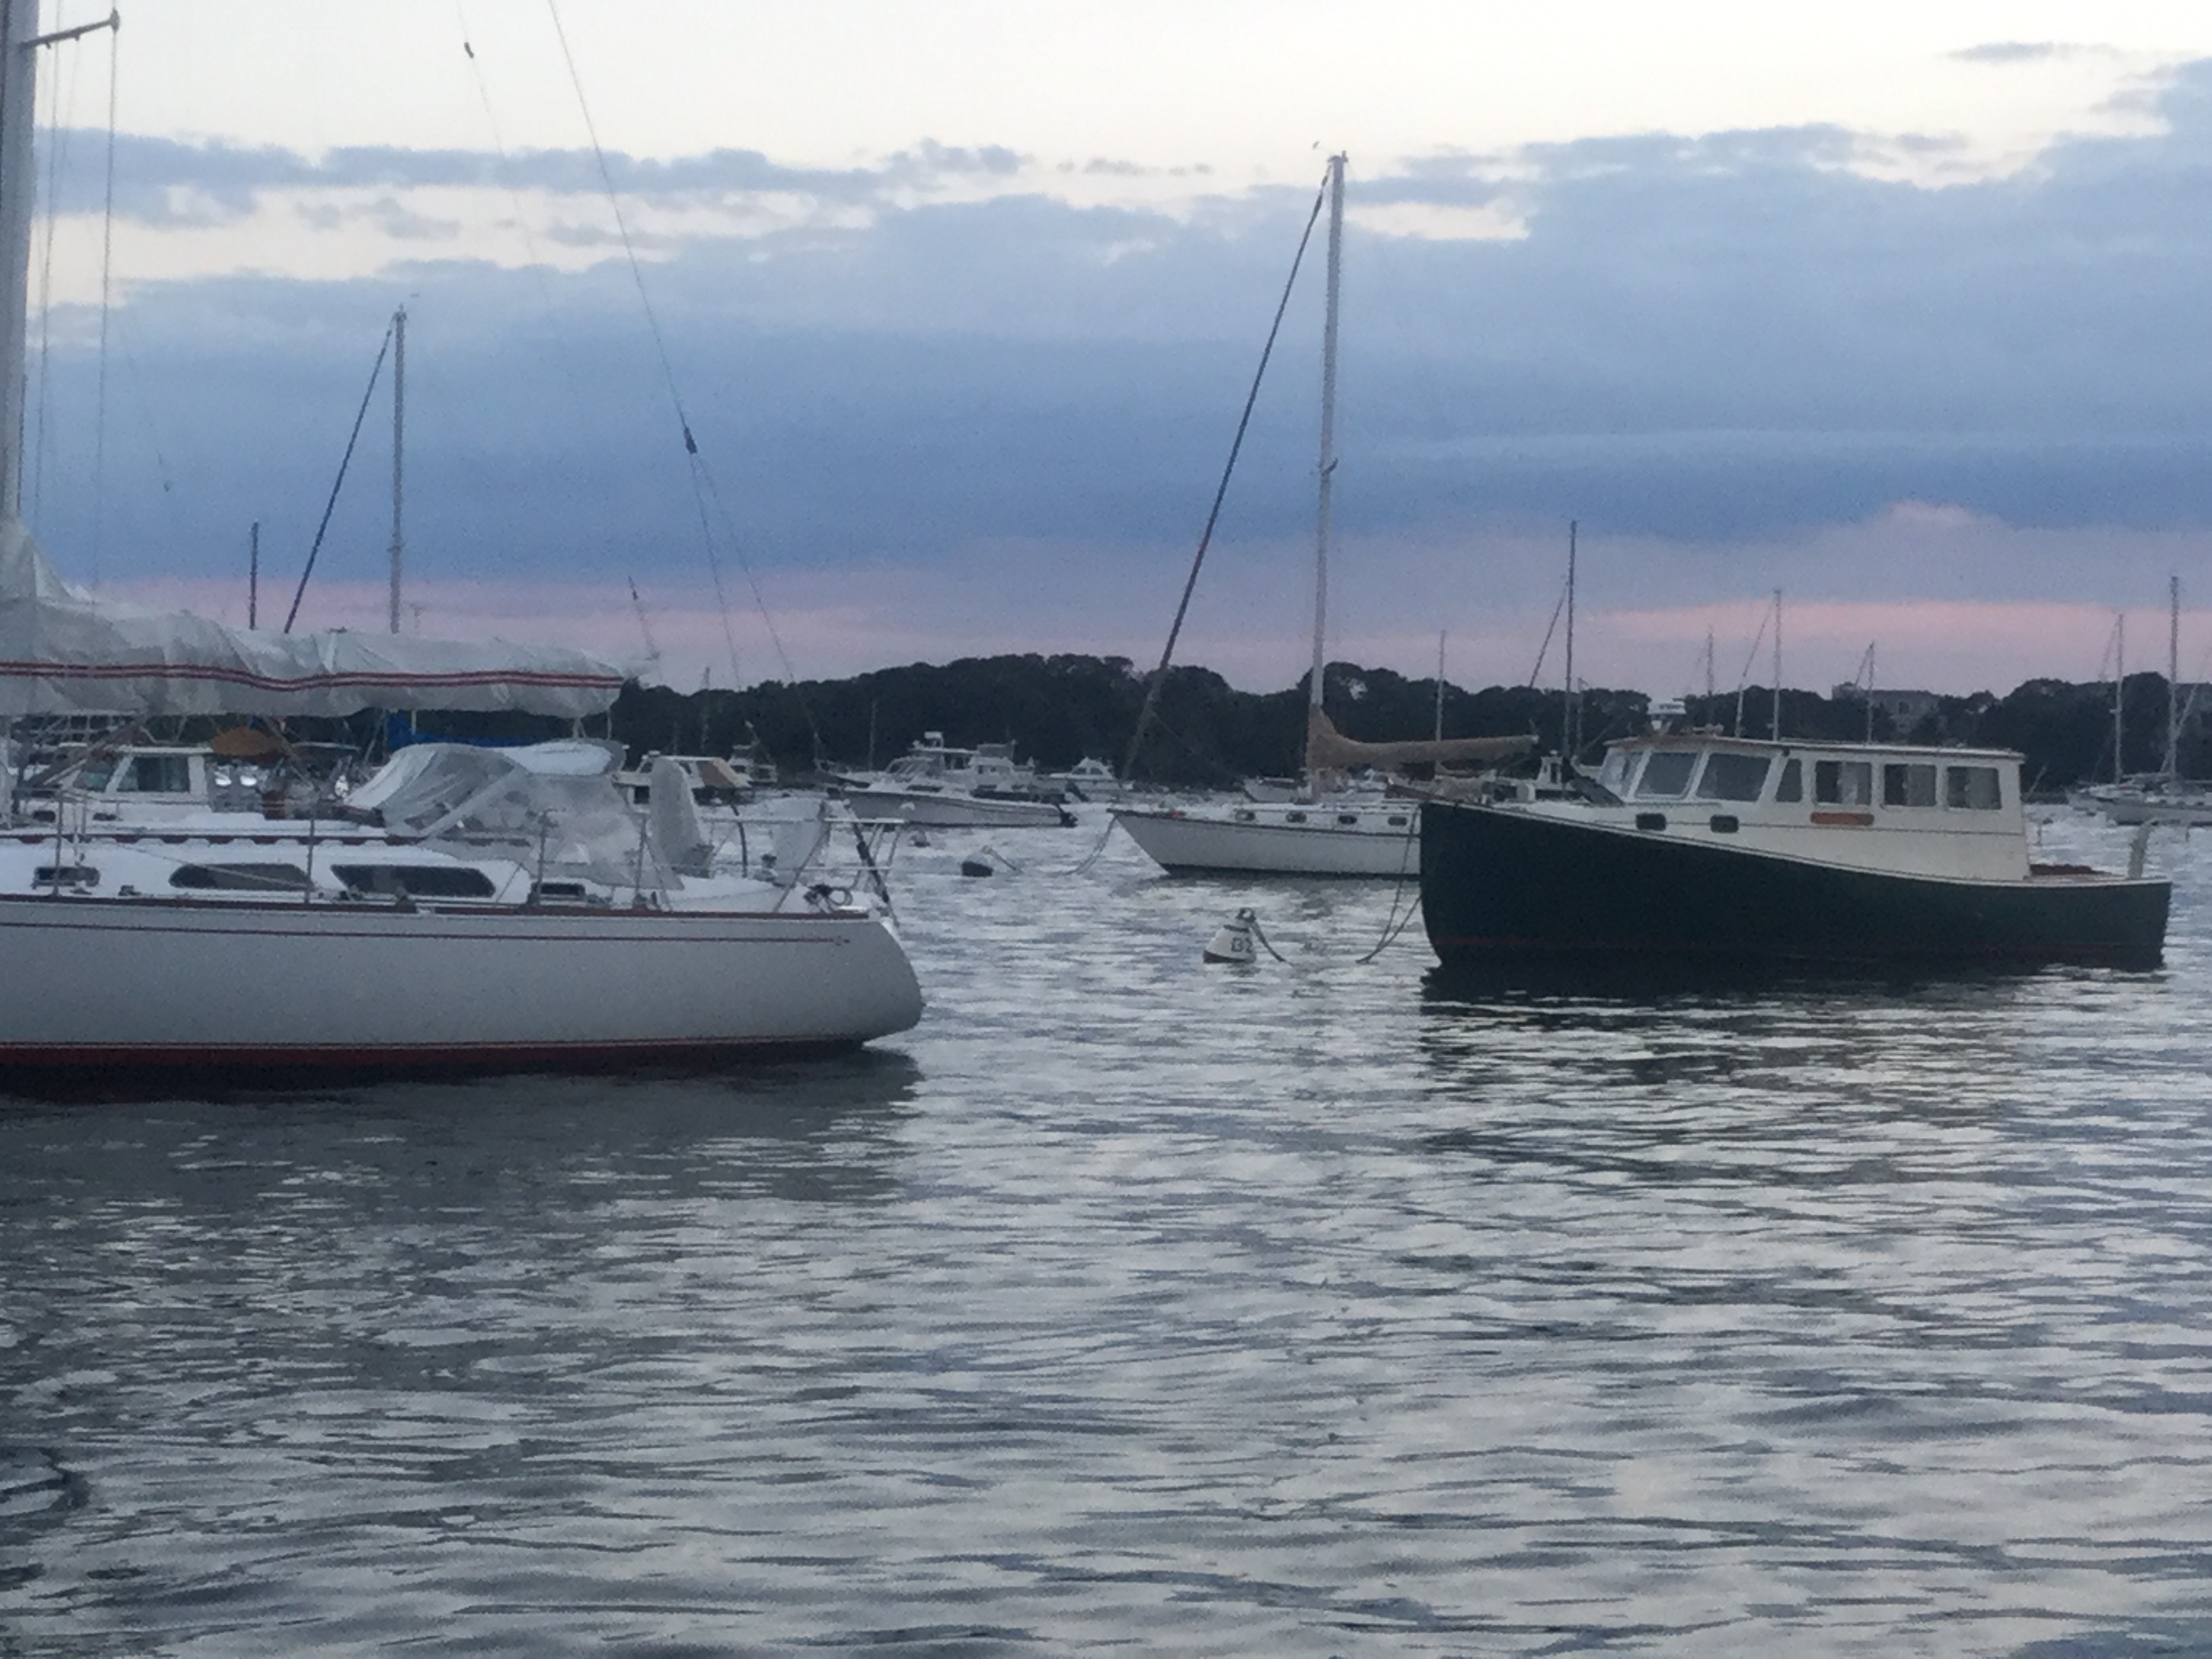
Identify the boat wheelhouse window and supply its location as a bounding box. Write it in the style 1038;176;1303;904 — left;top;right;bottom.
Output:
1882;763;1938;808
1694;752;1771;802
71;757;117;793
1814;760;1873;806
1635;751;1698;799
169;862;312;891
329;863;499;899
1946;765;2003;810
1595;750;1633;796
121;754;194;794
1775;758;1803;802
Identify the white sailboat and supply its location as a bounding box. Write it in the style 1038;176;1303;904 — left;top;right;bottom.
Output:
0;3;920;1076
2078;578;2212;826
1113;154;1526;877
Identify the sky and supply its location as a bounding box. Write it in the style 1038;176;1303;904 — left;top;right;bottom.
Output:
22;1;2212;699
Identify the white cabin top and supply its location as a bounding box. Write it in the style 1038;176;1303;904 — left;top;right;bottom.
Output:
1534;731;2036;882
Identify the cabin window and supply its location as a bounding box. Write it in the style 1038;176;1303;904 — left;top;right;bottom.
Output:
169;863;311;891
1387;815;1409;827
1883;763;1938;808
1635;751;1698;799
72;758;118;793
1285;811;1307;824
121;754;195;794
33;865;98;888
1946;765;2003;810
1775;758;1803;802
1814;760;1873;806
1618;753;1646;796
1336;813;1359;826
1695;752;1771;802
329;863;498;899
1233;809;1256;822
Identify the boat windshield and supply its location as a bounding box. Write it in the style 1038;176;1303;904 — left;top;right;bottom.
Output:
1694;752;1771;802
1634;751;1699;799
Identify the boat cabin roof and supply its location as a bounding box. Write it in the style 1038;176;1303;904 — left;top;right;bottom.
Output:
1607;731;2022;765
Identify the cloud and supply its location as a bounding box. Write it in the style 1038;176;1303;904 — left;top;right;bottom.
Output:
29;58;2212;689
1953;43;2080;66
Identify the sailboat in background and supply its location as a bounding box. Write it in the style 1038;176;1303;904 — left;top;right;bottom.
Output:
1112;153;1528;878
2076;577;2212;827
0;0;920;1076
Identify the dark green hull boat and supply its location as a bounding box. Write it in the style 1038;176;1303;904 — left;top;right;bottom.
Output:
1419;800;2171;970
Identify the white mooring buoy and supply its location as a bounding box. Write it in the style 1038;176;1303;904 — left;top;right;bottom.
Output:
1204;907;1259;965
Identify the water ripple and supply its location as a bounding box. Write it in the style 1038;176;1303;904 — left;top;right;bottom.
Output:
3;814;2211;1654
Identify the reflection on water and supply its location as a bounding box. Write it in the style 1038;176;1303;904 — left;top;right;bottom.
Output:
5;814;2212;1655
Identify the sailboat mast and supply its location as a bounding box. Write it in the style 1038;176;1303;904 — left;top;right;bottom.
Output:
388;305;406;634
0;1;38;521
1563;520;1577;758
0;4;114;523
2115;613;2126;783
1304;152;1345;761
1433;630;1446;741
2166;574;2179;778
1771;588;1784;740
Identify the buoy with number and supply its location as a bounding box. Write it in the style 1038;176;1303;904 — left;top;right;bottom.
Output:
1204;907;1259;964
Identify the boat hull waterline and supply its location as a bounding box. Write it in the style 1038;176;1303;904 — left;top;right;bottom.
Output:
0;896;923;1073
1113;806;1420;878
1420;800;2171;968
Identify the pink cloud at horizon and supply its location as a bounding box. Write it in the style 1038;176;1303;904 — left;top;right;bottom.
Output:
95;572;2205;704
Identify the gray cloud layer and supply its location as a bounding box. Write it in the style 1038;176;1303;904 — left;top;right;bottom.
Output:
28;60;2212;621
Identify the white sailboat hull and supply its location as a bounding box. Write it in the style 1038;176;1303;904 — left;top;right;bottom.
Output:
842;787;1069;829
0;895;922;1071
1113;805;1420;877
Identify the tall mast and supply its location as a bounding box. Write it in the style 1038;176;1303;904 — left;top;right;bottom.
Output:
388;304;405;634
1433;629;1446;741
1;3;118;524
0;1;40;523
1303;152;1345;769
2165;574;2179;779
1770;588;1783;740
2115;613;2126;784
1563;519;1577;758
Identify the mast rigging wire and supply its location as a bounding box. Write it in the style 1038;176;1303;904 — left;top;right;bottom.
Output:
28;22;81;524
1121;169;1330;782
283;323;396;633
91;8;117;582
453;2;588;405
544;0;769;712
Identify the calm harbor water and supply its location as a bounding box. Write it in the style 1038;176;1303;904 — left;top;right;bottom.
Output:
4;808;2211;1656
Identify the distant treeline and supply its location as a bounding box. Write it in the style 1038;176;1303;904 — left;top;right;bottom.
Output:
567;655;2205;793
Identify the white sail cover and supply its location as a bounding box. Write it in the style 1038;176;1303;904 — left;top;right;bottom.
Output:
0;517;627;718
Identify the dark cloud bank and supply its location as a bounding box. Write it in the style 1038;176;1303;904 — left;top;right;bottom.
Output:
28;60;2212;617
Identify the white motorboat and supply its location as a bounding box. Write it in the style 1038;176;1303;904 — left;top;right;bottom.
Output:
0;8;920;1077
614;751;758;811
1048;757;1123;802
1114;155;1526;877
837;732;1072;827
